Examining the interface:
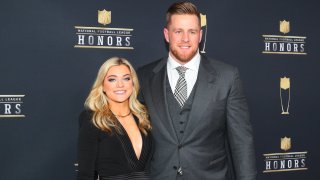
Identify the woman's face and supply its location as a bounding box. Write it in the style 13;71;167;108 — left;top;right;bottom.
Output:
103;65;133;105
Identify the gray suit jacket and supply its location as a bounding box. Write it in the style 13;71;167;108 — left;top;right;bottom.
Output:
137;55;257;180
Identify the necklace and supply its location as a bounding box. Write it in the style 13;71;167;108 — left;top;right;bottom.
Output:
111;109;131;118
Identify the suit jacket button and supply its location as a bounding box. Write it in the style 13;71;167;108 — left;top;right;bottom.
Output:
178;145;183;149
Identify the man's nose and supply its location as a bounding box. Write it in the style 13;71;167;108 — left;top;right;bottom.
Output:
181;32;189;42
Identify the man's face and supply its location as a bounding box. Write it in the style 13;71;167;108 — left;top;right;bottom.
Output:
164;14;202;64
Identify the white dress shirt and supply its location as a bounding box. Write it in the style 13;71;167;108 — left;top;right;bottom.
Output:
167;52;201;98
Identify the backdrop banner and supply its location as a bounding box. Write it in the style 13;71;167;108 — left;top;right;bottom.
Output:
1;0;319;179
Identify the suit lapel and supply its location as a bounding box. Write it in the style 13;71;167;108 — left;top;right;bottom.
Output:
150;58;178;142
182;56;217;142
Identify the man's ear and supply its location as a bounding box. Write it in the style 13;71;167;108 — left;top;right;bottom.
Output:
164;28;170;43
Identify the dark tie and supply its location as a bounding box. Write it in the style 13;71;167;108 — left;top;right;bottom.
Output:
174;66;188;107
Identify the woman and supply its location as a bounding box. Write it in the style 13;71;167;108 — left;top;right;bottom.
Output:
77;57;152;180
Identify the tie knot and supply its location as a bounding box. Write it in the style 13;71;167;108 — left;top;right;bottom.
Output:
176;66;188;76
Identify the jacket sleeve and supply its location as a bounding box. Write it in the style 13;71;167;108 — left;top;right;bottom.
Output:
136;68;146;105
76;110;99;180
226;67;257;180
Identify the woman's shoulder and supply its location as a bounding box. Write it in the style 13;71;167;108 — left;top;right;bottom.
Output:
78;109;93;128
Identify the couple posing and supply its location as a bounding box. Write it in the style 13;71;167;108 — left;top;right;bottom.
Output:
77;1;257;180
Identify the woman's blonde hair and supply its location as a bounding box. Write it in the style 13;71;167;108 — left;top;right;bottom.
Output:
84;57;151;135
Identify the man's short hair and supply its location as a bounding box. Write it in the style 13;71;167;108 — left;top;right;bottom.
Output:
166;1;201;27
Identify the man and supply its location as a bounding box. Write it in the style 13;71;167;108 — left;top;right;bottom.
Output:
138;1;257;180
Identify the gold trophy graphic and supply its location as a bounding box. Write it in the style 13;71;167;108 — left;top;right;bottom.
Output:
200;13;207;53
280;77;290;114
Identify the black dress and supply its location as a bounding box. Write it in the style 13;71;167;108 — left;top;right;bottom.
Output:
77;110;153;180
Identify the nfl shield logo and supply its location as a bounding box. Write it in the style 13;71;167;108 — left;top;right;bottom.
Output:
98;9;111;26
279;20;290;34
281;137;291;151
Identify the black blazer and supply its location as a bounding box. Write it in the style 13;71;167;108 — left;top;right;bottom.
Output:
77;110;153;180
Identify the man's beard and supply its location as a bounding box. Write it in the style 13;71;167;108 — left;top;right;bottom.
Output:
170;46;198;64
